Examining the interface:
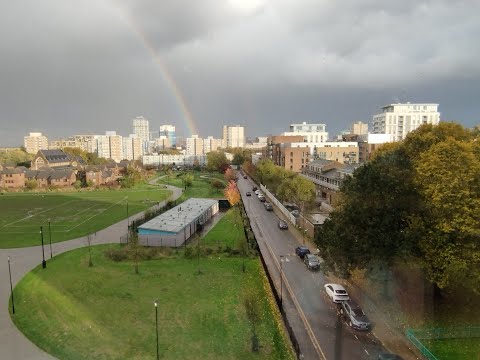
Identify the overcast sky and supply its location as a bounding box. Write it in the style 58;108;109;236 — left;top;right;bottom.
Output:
1;0;479;146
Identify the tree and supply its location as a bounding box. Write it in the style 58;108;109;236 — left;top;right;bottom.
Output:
224;180;240;207
224;168;236;182
414;138;480;292
25;179;38;190
211;178;224;190
183;173;194;187
206;151;229;172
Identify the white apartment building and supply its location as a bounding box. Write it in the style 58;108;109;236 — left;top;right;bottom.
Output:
203;136;223;153
186;135;204;156
132;116;150;154
223;125;245;148
143;154;207;167
123;134;142;161
159;125;176;147
282;122;329;142
24;132;48;154
96;131;123;163
74;135;97;153
155;136;171;151
372;103;440;141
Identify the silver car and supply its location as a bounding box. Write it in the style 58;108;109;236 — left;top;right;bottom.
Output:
304;254;320;270
340;300;371;330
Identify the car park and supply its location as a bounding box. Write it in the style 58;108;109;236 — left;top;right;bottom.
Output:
246;191;251;196
340;300;371;330
264;202;273;211
278;220;288;229
304;254;320;270
324;283;350;303
295;246;310;258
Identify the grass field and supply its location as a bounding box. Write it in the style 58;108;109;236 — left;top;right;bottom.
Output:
0;185;171;248
202;207;245;250
157;171;226;200
11;245;294;360
424;338;480;360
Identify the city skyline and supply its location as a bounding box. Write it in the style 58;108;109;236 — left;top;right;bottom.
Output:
1;1;479;146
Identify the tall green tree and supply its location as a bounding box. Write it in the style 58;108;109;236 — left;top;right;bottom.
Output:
206;151;229;172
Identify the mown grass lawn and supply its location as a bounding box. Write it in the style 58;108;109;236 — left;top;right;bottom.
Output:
424;338;480;360
202;207;245;250
157;171;226;200
0;185;170;248
11;245;294;360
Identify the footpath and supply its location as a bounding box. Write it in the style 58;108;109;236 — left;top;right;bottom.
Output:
0;180;182;360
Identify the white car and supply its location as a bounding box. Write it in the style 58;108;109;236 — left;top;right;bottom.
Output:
254;190;262;195
324;283;350;303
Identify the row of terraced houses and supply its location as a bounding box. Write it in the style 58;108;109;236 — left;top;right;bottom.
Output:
0;150;132;190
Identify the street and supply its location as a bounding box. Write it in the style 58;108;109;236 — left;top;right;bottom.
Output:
238;176;387;360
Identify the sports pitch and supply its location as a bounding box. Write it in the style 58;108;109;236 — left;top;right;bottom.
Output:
0;188;171;248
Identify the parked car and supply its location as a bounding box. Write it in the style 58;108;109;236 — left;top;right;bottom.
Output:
246;191;251;196
252;186;258;191
378;354;403;360
258;195;266;202
324;283;350;303
255;189;261;195
243;175;247;179
291;209;300;217
278;220;288;229
264;202;273;211
304;254;320;270
340;300;371;330
295;246;310;258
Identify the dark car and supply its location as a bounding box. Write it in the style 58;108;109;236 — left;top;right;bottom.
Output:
246;191;251;196
243;175;247;179
295;246;310;258
252;186;258;191
264;202;273;211
378;354;403;360
304;254;320;270
340;300;371;330
278;220;288;229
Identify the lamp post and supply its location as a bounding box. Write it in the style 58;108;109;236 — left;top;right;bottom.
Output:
279;255;284;309
48;218;53;259
126;198;129;244
40;226;46;269
154;301;159;360
8;256;15;314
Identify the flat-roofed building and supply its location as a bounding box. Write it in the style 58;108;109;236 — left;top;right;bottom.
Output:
138;198;219;247
24;132;48;154
282;122;329;143
372;103;440;141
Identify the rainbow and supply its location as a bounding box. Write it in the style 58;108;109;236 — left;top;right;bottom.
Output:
112;4;198;136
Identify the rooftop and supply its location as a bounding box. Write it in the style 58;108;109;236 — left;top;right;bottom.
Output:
139;198;218;234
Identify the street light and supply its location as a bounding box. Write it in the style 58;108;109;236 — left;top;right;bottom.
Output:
126;198;129;244
279;255;284;309
7;256;15;314
40;226;46;269
48;218;53;259
154;300;159;360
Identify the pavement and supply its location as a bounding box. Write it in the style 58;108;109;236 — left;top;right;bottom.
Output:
0;180;182;360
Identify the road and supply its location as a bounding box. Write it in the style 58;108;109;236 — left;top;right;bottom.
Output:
238;176;387;360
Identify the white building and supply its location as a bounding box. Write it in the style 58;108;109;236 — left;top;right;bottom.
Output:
282;122;329;143
372;103;440;141
123;134;142;161
142;154;207;167
223;125;245;148
203;136;223;153
159;125;176;147
96;131;123;163
186;135;204;156
132;116;150;154
155;136;171;151
24;132;48;154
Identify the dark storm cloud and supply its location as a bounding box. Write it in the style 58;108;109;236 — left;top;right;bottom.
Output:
0;0;479;146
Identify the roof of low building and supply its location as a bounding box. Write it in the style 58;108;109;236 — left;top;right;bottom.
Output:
139;198;218;234
39;149;71;163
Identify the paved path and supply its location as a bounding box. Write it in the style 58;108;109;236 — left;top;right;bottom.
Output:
0;181;182;360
